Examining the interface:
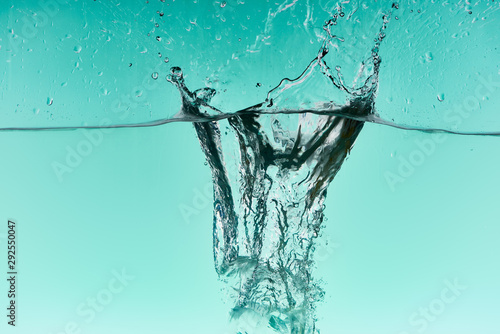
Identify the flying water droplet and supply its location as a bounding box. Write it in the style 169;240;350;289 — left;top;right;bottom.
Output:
166;66;183;84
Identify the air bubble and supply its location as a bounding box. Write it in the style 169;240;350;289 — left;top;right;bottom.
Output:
156;36;161;41
152;72;159;80
74;45;82;53
437;93;445;102
221;1;227;7
164;57;169;63
47;97;53;106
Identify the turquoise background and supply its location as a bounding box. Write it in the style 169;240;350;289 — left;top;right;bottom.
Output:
1;0;500;333
0;117;499;333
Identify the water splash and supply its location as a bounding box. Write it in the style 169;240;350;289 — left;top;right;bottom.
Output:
166;6;390;334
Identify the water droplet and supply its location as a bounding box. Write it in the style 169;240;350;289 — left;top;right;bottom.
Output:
156;36;161;41
215;34;222;41
140;46;148;53
47;97;53;106
155;23;159;27
61;82;67;87
392;2;399;9
164;57;169;63
33;108;40;115
167;66;183;83
437;93;445;102
221;1;227;7
152;72;159;80
425;51;433;61
74;45;82;53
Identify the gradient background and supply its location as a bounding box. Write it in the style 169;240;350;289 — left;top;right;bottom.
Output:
1;1;499;333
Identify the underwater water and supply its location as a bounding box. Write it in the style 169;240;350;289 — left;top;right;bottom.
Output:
1;1;500;334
